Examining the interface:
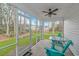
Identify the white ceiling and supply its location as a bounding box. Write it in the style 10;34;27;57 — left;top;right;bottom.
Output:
12;3;79;21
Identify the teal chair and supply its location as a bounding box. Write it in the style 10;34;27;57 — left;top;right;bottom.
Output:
51;39;64;49
57;32;62;37
45;48;64;56
51;32;63;48
45;40;73;56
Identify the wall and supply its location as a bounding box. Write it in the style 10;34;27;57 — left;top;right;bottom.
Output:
64;18;79;55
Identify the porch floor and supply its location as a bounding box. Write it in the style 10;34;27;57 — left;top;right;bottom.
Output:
31;40;73;56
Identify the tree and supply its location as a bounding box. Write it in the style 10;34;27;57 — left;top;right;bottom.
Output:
2;4;10;36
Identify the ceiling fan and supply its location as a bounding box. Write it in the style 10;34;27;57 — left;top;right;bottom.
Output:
42;8;58;17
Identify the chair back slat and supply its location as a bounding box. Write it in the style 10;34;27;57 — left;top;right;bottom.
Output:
62;40;73;53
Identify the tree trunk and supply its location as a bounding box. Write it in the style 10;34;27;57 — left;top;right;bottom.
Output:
14;15;16;37
6;15;9;36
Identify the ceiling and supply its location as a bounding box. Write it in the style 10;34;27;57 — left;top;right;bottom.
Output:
12;3;79;21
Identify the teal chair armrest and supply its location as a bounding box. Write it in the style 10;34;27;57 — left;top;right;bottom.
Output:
45;48;65;56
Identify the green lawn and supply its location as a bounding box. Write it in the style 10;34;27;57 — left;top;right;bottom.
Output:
0;45;16;56
0;33;38;56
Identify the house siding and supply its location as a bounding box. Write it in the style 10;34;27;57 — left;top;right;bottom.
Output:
64;19;79;55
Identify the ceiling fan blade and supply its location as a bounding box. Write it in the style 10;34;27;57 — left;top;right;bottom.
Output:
42;11;48;13
52;8;58;12
44;14;49;16
52;13;56;15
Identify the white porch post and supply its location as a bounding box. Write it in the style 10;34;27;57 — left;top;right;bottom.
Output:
41;20;44;40
29;17;32;48
62;17;64;40
40;20;42;40
36;19;38;43
15;10;19;56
